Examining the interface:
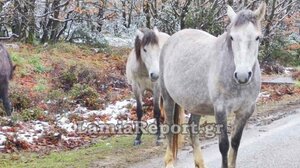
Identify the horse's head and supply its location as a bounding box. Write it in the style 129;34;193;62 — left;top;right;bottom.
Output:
135;27;160;82
227;3;266;84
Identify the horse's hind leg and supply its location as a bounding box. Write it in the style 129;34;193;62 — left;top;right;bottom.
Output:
153;84;162;145
133;86;143;146
189;114;205;168
0;82;12;116
161;88;176;168
228;105;254;168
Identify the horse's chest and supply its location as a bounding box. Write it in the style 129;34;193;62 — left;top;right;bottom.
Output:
136;77;153;91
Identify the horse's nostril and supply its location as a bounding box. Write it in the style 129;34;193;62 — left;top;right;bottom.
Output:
150;73;154;78
248;71;252;79
150;73;159;81
234;72;238;79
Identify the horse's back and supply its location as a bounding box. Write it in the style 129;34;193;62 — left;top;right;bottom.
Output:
161;29;217;69
160;29;217;114
158;32;170;48
0;44;13;81
164;29;216;47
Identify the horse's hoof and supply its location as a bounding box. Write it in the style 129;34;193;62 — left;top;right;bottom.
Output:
133;140;142;146
156;139;164;146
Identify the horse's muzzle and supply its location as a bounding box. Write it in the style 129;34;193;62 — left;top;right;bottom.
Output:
234;71;252;84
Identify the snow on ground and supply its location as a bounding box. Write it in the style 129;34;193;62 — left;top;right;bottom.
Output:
103;34;133;48
0;133;6;145
0;99;147;151
257;91;271;102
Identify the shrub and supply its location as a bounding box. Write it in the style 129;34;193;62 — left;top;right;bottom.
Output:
10;87;32;111
20;108;45;121
0;104;6;116
47;89;71;113
77;66;101;87
29;55;49;73
260;35;300;66
68;84;102;110
58;66;78;91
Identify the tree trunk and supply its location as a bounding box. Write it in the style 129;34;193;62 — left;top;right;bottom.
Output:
263;0;276;62
144;0;151;28
180;0;192;29
97;1;105;32
127;0;134;28
27;0;36;44
122;0;127;28
12;1;21;37
41;0;50;43
50;0;61;41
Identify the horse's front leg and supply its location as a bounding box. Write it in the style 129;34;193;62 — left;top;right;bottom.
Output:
228;105;255;168
189;114;206;168
215;106;229;168
153;84;162;145
0;82;12;116
133;86;143;146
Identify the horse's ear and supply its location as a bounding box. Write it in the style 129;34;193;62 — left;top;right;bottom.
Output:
254;2;266;21
153;27;159;35
227;5;236;21
136;29;144;41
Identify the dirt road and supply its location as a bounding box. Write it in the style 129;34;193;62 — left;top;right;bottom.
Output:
130;109;300;168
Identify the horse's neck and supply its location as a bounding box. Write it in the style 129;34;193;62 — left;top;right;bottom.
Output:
214;32;236;81
216;32;234;66
158;32;170;48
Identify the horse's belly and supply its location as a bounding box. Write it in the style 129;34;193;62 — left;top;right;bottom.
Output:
188;103;214;115
169;90;214;115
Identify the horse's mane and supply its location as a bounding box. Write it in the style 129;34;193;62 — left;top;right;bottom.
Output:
227;10;258;32
134;28;158;61
234;10;257;27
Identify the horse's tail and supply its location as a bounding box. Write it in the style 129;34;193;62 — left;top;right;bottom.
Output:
178;105;185;149
160;96;185;160
172;103;180;159
160;96;166;123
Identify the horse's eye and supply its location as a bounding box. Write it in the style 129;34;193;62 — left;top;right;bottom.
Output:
230;36;233;41
143;48;147;52
256;36;260;41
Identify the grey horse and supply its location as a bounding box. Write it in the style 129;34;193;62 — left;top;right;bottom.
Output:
159;3;266;168
0;44;15;116
126;27;170;145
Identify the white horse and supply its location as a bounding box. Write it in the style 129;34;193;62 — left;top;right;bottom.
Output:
126;27;170;145
160;3;266;168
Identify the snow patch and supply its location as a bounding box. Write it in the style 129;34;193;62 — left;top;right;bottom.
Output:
104;35;133;48
0;133;7;145
0;99;138;149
